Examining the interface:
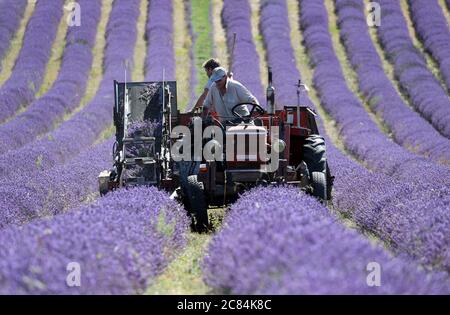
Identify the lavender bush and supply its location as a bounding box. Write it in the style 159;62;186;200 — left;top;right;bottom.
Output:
0;0;101;155
259;0;313;108
145;0;175;81
185;0;198;112
327;139;450;270
256;0;449;270
0;0;141;181
334;0;450;164
408;0;450;93
203;186;449;294
298;0;450;190
375;0;450;138
0;0;64;122
0;186;189;294
0;0;27;71
221;0;265;103
0;137;113;229
300;0;449;270
0;0;176;230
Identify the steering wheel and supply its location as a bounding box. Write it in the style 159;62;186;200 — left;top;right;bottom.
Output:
231;102;266;122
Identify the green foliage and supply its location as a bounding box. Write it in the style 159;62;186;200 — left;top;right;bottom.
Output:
191;0;213;96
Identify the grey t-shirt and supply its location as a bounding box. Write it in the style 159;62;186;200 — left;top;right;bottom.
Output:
203;79;259;122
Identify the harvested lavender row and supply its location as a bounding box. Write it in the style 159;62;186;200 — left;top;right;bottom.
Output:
0;0;102;155
203;186;449;294
221;0;265;103
0;137;113;229
375;0;450;138
0;0;140;181
334;0;450;165
145;0;175;81
256;0;449;269
0;186;190;294
408;0;450;93
0;0;27;71
298;0;450;190
0;0;64;122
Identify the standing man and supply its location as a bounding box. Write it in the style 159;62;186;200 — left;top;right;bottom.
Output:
190;58;221;113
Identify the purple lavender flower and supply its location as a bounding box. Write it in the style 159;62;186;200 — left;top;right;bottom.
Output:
375;0;450;138
0;0;141;181
250;0;450;270
203;186;449;294
0;137;114;228
0;0;27;71
0;186;189;294
185;0;198;112
408;0;450;93
222;0;265;103
145;0;175;81
297;0;450;190
0;0;102;155
0;0;65;122
334;0;450;164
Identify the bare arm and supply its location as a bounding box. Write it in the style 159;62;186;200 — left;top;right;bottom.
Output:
202;86;213;119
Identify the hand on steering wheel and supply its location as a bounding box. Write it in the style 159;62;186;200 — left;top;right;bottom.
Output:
231;102;266;123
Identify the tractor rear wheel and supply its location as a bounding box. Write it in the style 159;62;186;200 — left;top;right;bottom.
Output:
311;171;327;200
303;135;330;201
303;134;327;173
182;175;209;233
325;162;333;200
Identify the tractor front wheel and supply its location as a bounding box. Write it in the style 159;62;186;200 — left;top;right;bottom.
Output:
182;175;209;233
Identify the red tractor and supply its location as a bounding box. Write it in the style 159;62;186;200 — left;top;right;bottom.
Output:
99;67;334;232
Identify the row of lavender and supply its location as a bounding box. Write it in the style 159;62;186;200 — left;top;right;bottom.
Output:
0;137;113;228
0;0;65;123
0;0;177;228
185;0;198;111
0;0;101;155
334;0;450;165
203;187;449;294
0;0;190;294
0;0;27;72
299;0;450;190
375;0;450;138
221;0;265;104
0;186;189;294
144;0;175;82
0;0;138;229
298;0;449;270
0;0;140;182
219;0;448;272
408;0;450;93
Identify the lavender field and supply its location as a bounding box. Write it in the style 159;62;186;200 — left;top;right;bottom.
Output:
0;0;449;295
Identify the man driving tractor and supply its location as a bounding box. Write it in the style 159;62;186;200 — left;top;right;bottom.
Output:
202;67;260;123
